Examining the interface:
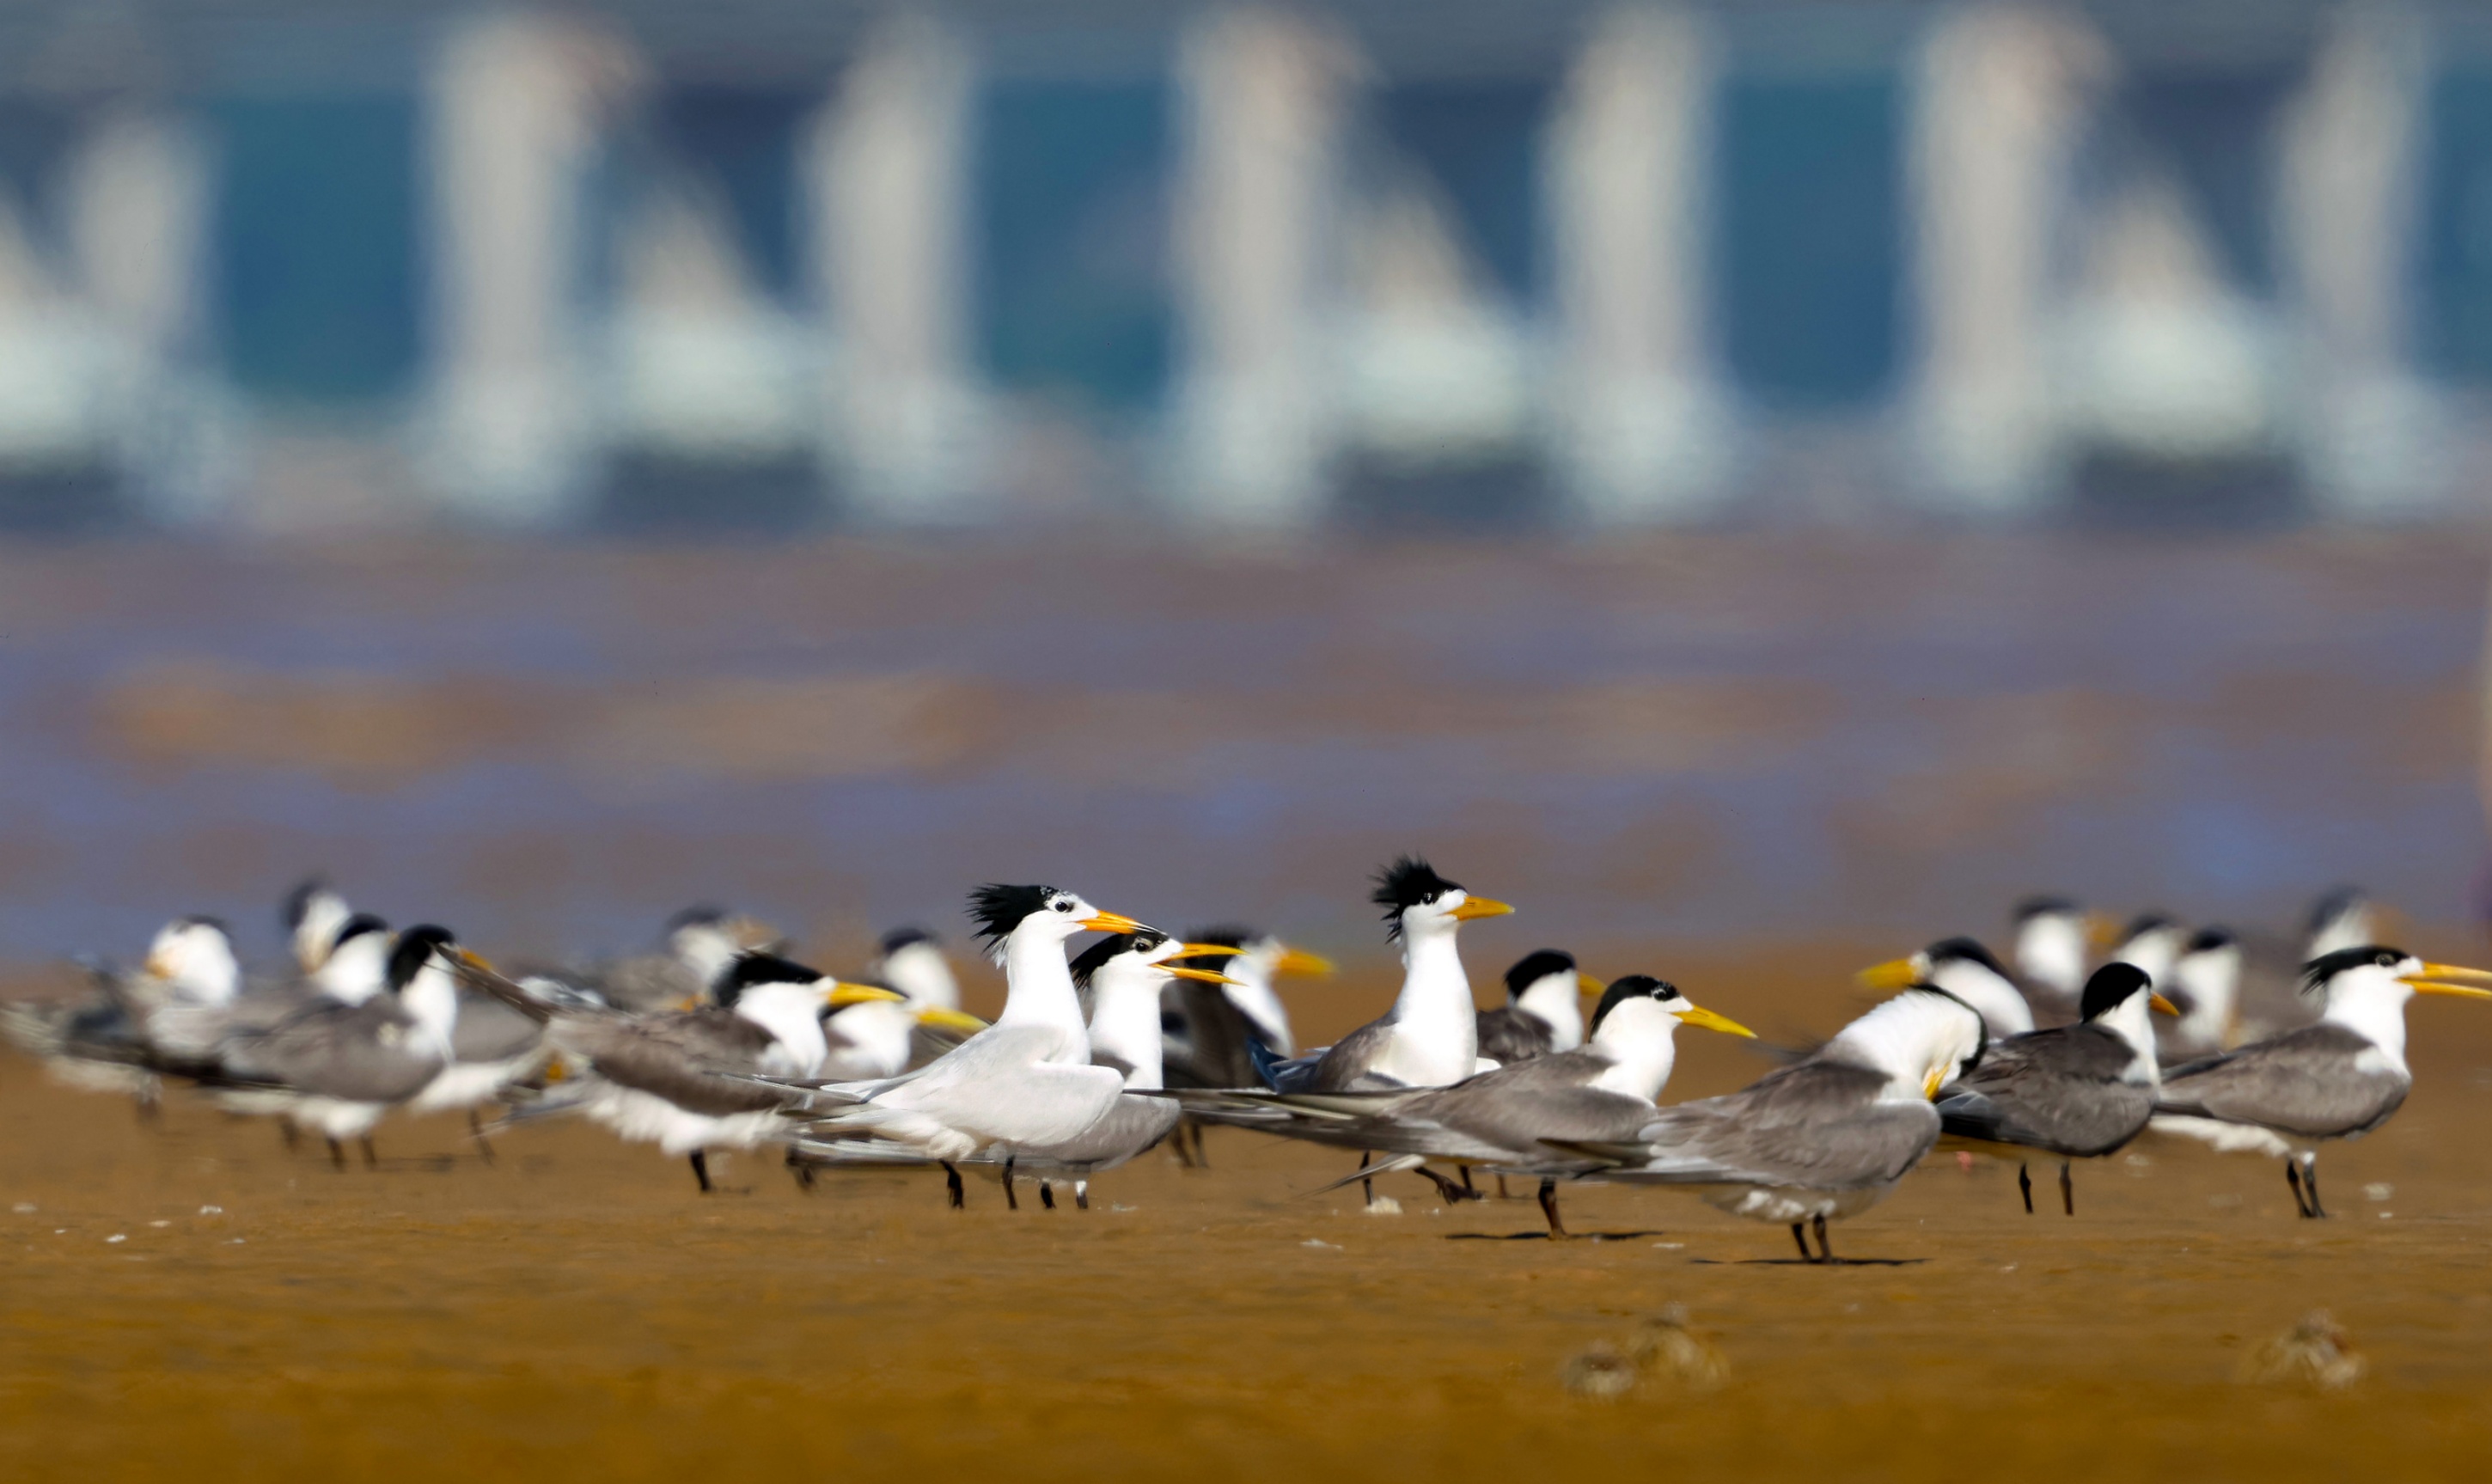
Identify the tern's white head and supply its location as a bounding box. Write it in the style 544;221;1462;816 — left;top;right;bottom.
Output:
284;878;352;976
2304;945;2492;1066
1176;925;1331;1055
1503;949;1597;1053
1585;974;1756;1099
716;951;904;1077
2110;914;2188;989
2168;927;2242;1048
314;914;394;1005
1072;930;1239;1089
2075;962;2171;1068
1863;938;2031;1041
144;917;240;1005
874;926;962;1011
1823;989;1988;1102
2012;897;2090;998
388;925;467;1052
2306;887;2374;960
1371;856;1513;945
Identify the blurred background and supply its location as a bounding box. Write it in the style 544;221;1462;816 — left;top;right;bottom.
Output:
0;1;2485;974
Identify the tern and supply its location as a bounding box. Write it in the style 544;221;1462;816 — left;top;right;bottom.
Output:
2108;914;2189;992
208;920;461;1169
2158;927;2242;1064
461;948;903;1191
284;879;356;976
0;915;242;1108
1255;858;1512;1093
1475;950;1603;1064
790;884;1147;1208
393;926;555;1157
522;907;787;1014
797;930;1237;1208
1164;976;1755;1233
2010;897;2093;1017
1860;938;2033;1041
1565;988;1987;1263
2151;946;2492;1217
1935;963;2176;1215
1158;925;1334;1167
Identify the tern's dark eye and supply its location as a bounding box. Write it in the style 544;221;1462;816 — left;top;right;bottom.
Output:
1054;900;1073;913
1422;891;1441;906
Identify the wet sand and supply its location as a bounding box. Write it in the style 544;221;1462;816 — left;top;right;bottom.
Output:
9;944;2492;1480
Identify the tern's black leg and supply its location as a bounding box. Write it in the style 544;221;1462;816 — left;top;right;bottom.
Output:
941;1161;965;1209
786;1148;815;1192
1791;1223;1811;1261
689;1151;713;1194
1811;1212;1835;1264
1171;1117;1199;1168
1074;1179;1090;1210
468;1109;497;1166
1459;1165;1478;1197
1359;1150;1375;1207
2018;1163;2033;1214
1039;1180;1056;1210
2286;1158;2311;1218
1415;1166;1479;1204
1003;1156;1019;1212
1496;1175;1512;1200
359;1137;380;1170
327;1138;346;1172
1536;1178;1569;1239
2300;1151;2327;1218
1191;1121;1211;1168
2059;1161;2074;1217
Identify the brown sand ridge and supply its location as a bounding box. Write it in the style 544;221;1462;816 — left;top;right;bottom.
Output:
9;942;2492;1480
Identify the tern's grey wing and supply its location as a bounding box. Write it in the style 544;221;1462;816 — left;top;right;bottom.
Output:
1939;1024;2154;1157
1037;1094;1183;1168
1403;1051;1652;1145
1169;981;1260;1088
449;990;547;1063
223;1000;443;1103
2154;1023;2408;1139
591;953;702;1014
1625;1063;1935;1189
1474;1006;1554;1065
555;1010;790;1116
1302;1019;1402;1092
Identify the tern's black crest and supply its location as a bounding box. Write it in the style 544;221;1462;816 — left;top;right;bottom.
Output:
1070;930;1170;989
1925;937;2010;979
333;913;389;950
1183;925;1255;956
2300;945;2405;997
170;913;231;936
386;925;456;992
877;925;938;956
2186;926;2237;955
663;905;730;935
2013;895;2078;922
1371;857;1460;939
1589;974;1676;1034
968;884;1061;948
2077;962;2153;1022
714;951;824;1009
1503;949;1578;1001
2307;885;2369;934
2120;913;2177;941
281;877;330;931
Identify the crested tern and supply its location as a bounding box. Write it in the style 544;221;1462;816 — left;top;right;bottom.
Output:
2151;946;2492;1217
1567;988;1987;1263
1935;963;2176;1214
1166;975;1754;1233
791;884;1147;1207
2158;926;2241;1064
1860;938;2033;1041
797;930;1236;1208
0;915;243;1108
1475;950;1602;1065
2010;897;2092;1017
461;948;903;1190
1256;857;1512;1094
